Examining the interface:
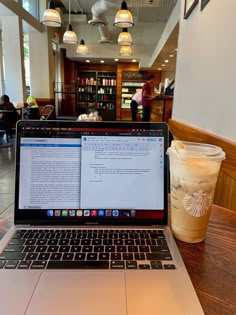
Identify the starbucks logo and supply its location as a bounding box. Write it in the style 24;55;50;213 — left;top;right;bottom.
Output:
183;189;212;217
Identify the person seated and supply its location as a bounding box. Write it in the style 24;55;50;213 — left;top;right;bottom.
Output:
26;95;38;108
23;96;40;119
0;94;21;137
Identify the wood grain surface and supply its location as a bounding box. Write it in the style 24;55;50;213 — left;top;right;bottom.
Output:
174;205;236;315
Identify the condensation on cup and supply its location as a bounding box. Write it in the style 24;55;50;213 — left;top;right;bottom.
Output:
167;140;225;243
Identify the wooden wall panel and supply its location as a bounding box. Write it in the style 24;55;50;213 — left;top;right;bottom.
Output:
168;119;236;211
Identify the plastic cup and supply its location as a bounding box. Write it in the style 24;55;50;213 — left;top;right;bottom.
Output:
167;140;225;243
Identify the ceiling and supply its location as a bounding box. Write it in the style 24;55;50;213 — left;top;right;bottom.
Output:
0;0;179;71
53;0;179;71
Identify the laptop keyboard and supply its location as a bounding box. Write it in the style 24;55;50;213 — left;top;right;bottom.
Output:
0;229;176;270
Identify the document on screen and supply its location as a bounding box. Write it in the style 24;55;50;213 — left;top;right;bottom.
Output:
80;135;164;209
19;138;81;209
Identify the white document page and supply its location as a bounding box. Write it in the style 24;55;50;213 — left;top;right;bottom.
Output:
19;138;81;209
80;135;164;209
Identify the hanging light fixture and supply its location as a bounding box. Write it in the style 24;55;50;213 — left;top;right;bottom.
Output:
77;39;89;55
63;0;77;44
113;1;134;28
119;45;132;56
41;0;62;27
76;9;89;55
118;28;133;45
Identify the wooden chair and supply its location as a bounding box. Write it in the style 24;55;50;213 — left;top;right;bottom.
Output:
39;105;54;120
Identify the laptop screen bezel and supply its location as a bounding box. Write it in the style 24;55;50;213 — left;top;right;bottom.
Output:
14;120;169;226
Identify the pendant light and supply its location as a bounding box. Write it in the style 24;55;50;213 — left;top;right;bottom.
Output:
41;0;62;27
76;10;89;55
118;28;133;45
119;45;132;56
77;39;89;55
113;1;134;28
63;0;77;44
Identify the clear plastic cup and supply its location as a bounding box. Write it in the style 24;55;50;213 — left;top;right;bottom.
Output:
167;140;225;243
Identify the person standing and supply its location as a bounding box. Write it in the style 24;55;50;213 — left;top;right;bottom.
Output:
130;90;142;121
141;74;156;122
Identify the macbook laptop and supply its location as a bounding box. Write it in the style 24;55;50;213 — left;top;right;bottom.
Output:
0;120;203;315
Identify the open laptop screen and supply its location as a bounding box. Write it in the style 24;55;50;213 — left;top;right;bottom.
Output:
15;121;169;225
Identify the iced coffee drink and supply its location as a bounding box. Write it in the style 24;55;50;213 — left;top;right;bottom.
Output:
167;141;225;243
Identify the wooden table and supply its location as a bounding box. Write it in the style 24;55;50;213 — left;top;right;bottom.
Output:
174;205;236;315
0;205;235;314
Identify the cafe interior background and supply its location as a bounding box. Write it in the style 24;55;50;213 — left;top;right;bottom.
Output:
0;0;235;209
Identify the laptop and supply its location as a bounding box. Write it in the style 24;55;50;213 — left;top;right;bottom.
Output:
0;120;204;315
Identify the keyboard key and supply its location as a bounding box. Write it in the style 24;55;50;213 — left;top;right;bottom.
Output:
70;239;81;245
62;253;74;260
87;253;98;260
94;246;104;253
31;261;47;269
71;246;82;252
25;239;37;245
105;246;115;253
38;253;50;260
75;253;86;260
18;261;31;269
164;264;176;270
123;253;134;260
81;239;91;245
111;253;121;261
111;261;125;269
150;246;170;253
139;246;150;253
47;260;109;269
36;239;47;245
126;261;137;269
24;246;36;252
47;246;59;252
99;253;109;260
36;246;47;252
9;239;24;245
59;245;70;252
146;253;172;261
127;246;138;252
139;264;150;269
25;253;38;260
48;239;59;245
5;260;19;269
3;245;24;252
0;252;26;260
50;253;62;260
92;239;102;245
0;260;6;268
150;261;163;269
82;246;93;253
117;246;127;253
134;253;145;260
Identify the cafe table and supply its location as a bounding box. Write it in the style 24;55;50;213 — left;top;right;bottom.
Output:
173;204;236;315
0;204;235;315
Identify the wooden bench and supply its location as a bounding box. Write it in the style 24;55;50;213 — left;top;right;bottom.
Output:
168;119;236;211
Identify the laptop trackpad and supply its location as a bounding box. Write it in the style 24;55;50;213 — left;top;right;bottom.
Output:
26;271;127;315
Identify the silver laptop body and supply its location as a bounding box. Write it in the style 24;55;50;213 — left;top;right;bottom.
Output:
0;120;203;315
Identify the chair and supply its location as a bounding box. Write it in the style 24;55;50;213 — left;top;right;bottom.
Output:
39;105;54;120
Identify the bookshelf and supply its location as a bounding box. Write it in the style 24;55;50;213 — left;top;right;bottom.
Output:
77;71;116;120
